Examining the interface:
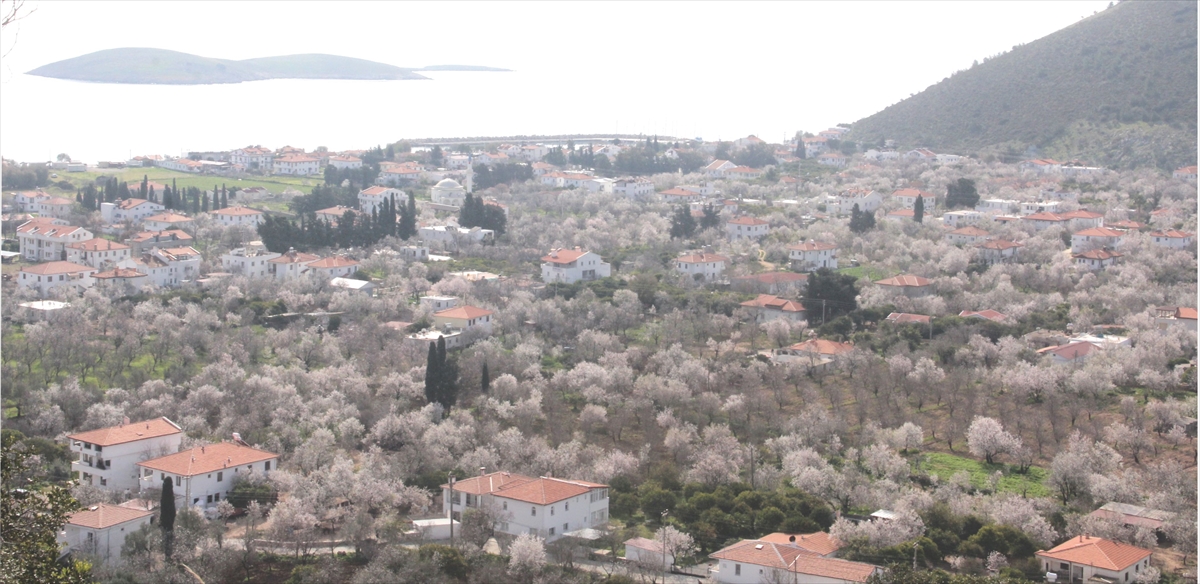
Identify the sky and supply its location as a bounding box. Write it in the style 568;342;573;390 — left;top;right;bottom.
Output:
0;1;1113;145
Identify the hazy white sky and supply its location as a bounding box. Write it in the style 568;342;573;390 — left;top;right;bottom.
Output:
1;1;1112;142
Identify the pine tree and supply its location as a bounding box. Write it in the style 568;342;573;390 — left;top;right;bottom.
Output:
161;476;176;559
700;204;721;230
75;189;82;204
190;188;200;214
913;194;925;223
669;204;697;239
399;192;417;240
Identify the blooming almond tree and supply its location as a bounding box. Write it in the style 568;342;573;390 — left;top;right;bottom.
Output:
966;416;1021;464
508;532;547;578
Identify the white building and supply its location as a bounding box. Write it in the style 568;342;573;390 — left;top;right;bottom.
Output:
1154;307;1197;334
17;218;94;262
230;146;274;171
704;159;736;178
306;256;360;279
220;244;281;278
100;198;164;225
827;189;881;216
889;188;936;210
93;268;151;293
137;441;278;510
740;294;806;323
817;152;848;167
614;178;654;198
377;162;424;186
1019;201;1063;216
675;252;729;282
267;249;321;281
541;247;611;284
330;277;375;296
66;238;131;269
1071;227;1125;253
946;225;991;245
788;241;838;271
941;210;982;228
726;216;770;240
976;199;1019;215
420;295;459;311
1073;248;1122;270
327;155;363;170
431;178;468;206
975;239;1022;265
147;247;203;286
58;504;154;566
419;224;495;246
212;206;264;228
709;538;879;584
358;186;404;214
625;537;674;568
18;261;97;296
433;305;494;335
141;213;195;233
67;417;183;491
441;471;609;542
273;155;320;176
1149;230;1194;249
1037;536;1152;584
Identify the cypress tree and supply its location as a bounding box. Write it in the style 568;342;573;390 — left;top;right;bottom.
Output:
75;189;82;204
425;341;440;405
201;189;210;213
148;185;157;204
481;361;490;394
220;188;227;209
161;476;176;559
140;175;149;198
913;194;925;223
437;335;457;414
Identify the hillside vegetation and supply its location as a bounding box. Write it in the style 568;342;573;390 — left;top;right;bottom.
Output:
27;48;430;84
849;1;1197;170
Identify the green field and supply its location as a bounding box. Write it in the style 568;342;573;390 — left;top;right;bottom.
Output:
836;264;889;281
15;167;320;197
918;452;1050;497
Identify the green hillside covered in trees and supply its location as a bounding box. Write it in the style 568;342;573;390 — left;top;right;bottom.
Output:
849;1;1197;170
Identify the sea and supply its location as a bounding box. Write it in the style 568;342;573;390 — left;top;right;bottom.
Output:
0;70;826;164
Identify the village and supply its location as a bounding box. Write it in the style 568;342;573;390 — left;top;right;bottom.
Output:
1;130;1196;584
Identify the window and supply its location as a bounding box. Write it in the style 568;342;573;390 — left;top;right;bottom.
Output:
564;502;569;511
735;564;741;576
175;476;181;487
206;495;212;504
551;506;555;516
264;461;271;471
502;501;508;511
217;472;223;482
1061;563;1069;570
563;523;568;531
549;527;555;536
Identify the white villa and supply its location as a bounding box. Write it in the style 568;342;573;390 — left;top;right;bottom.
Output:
726;216;769;241
788;241;838;271
541;247;611;284
211;206;264;228
441;471;609;542
67;417;183;491
675;252;729;282
18;261;97;296
137;440;278;510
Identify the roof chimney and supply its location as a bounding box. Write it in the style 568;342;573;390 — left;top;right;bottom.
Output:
479;467;486;477
789;535;796;543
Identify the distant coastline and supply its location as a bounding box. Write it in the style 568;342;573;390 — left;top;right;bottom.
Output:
27;48;508;85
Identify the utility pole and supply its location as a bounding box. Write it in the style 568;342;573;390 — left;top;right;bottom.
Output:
448;472;456;545
660;509;669;584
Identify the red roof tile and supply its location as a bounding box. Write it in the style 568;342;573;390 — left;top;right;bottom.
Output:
741;294;805;312
1037;536;1151;571
875;274;931;287
787;339;854;355
68;503;153;529
677;253;729;264
67;417;181;446
542;247;590;264
20;261;95;276
434;305;494;320
137;441;277;477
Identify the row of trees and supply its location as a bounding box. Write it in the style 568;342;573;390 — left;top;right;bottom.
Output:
458;193;507;236
472;163;533;190
669;204;720;239
258;193;418;252
424;336;460;414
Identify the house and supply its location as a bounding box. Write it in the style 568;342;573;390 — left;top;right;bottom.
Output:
273;155;320;176
1022;212;1072;231
100;198;164;225
625;537;673;567
17;218;94;262
1153;307;1197;334
377;161;425;186
975;239;1022;265
268;249;321;280
327;155;362;170
478;152;512;166
1061;209;1105;230
1172;165;1197;180
541;172;596;190
1107;219;1146;232
959;310;1006;323
941;210;982;228
1149;230;1194;249
58;504;153;565
433;305;494;335
1073;248;1122;270
884;209;915;222
230;146;274;171
420;295;459;311
709;537;879;584
314;206;359;226
541;247;611;284
874;274;933;297
1019;158;1062;173
1148;207;1179;226
733;272;808;295
726;216;769;241
136;441;278;510
1088;502;1175;532
220;244;282;278
92;268;150;293
659;187;704;203
890;188;936;210
976;199;1019;214
1038;341;1101;364
158;158;204;173
440;471;609;542
398;245;430;262
1071;227;1124;253
141;213;194;233
419;224;495;246
735;135;766;149
307;256;360;279
152;247;202;285
776;339;854;362
827;189;881;216
358;186;404;214
18;261;97;296
1036;536;1152;584
519;144;550;161
530;162;558;177
35;196;76;218
886;312;931;325
330;277;374;295
431;179;468;205
614;177;655;198
676;252;729;282
126;230;193;255
13;190;51;212
726;166;764;180
211;206;264;228
788;241;837;271
817;152;848;167
946;226;991;245
740;294;806;323
1019;201;1064;216
66;238;131;269
66;417;183;491
862;149;900;162
905;148;937;162
704;159;736;178
802;136;829;158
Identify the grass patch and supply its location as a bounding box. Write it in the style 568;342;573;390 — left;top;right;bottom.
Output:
837;265;889;281
13;167;321;196
918;452;1050;498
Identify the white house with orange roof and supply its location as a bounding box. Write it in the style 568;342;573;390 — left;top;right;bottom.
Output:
66;238;131;269
1071;227;1125;253
220;244;281;278
16;218;94;262
890;188;936;210
158;158;204;173
1073;248;1122;270
1172;165;1197;181
268;248;321;280
676;252;729;282
66;417;183;491
959;310;1006;323
541;247;610;284
18;261;96;296
58;503;154;565
1153;307;1197;334
100;198;164;224
1022;212;1072;231
433;305;494;335
946;225;991;245
137;440;278;509
1019;200;1064;216
788;240;838;271
141;212;194;233
905;148;937;162
975;239;1022;265
772;339;856;369
1060;209;1105;230
314;205;360;226
13;190;51;212
710;534;876;584
307;256;360;279
726;216;769;240
614;177;654;198
827;189;881;215
212;206;264;228
875;274;933;298
327;155;362;170
273;154;320;176
126;230;193;255
35;196;76;219
230;146;274;170
734;135;766;149
148;247;203;285
817;152;848;167
377;161;425;186
1036;535;1152;584
704;159;736;178
975;198;1019;215
358;186;404;214
1149;229;1194;249
725;166;764;180
92;268;150;293
741;294;806;323
440;470;609;541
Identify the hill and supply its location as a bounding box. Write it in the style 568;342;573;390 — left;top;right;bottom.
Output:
27;48;432;84
848;1;1197;171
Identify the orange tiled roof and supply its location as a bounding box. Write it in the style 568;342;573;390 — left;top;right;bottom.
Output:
977;239;1022;250
886;312;931;324
891;188;934;198
1024;212;1069;222
787;339;854;355
434;305;494;320
19;261;95;276
67;238;129;251
116;198;155;210
710;539;876;582
758;532;844;556
94;268;147;280
741;294;805;312
678;253;729;264
144;213;193;223
67;503;153;529
735;272;808;285
440;471;536;495
137;441;277;477
67;417;181;446
1073;249;1122;260
1149;230;1193;238
788;241;836;251
491;477;599;505
1036;536;1151;571
542;247;590;264
659;187;702;197
960;309;1006;322
307;256;359;268
728;216;768;226
214;206;263;216
875;274;931;287
1074;227;1124;238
